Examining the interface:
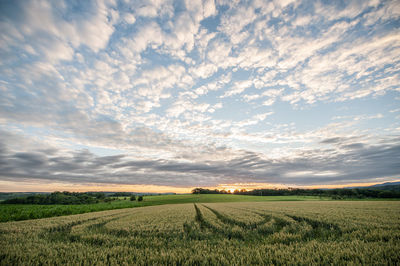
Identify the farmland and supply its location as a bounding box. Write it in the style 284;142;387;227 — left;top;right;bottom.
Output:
0;194;324;222
1;201;399;265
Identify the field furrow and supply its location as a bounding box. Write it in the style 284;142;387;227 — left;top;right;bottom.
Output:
0;201;399;265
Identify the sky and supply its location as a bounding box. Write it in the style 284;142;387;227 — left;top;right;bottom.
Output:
0;0;399;193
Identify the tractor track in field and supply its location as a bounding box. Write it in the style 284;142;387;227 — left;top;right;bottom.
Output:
42;212;133;246
42;203;343;246
44;210;187;247
187;204;343;242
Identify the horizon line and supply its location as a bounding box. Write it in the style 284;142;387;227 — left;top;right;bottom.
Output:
1;180;399;193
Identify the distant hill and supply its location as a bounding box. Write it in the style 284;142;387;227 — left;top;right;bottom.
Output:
350;181;400;191
369;183;400;192
369;181;400;187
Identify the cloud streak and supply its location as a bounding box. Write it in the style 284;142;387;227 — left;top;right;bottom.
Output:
0;130;399;187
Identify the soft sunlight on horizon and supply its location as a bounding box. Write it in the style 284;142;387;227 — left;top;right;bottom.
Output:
2;179;400;193
0;0;399;192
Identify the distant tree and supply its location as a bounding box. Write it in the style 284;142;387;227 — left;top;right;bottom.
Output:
89;192;106;199
191;188;203;194
130;195;136;201
111;192;132;197
138;195;143;201
233;189;240;194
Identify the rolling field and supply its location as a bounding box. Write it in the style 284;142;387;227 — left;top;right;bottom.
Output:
1;201;399;265
0;194;324;222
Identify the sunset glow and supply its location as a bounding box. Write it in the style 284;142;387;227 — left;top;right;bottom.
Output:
2;179;400;194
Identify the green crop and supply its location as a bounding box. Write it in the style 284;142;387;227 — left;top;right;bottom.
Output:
0;194;326;222
0;201;399;265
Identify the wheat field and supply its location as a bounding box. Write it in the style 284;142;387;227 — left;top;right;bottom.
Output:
1;201;399;265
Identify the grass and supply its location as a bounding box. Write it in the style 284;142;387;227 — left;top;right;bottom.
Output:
144;194;325;203
0;194;325;222
0;200;141;223
0;201;399;264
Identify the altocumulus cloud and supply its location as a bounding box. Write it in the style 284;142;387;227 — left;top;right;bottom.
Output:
0;0;399;189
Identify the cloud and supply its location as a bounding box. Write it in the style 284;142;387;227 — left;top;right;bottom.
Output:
221;80;252;98
203;0;217;18
1;131;399;187
0;0;117;63
123;13;136;24
320;137;346;144
0;0;399;190
124;21;164;53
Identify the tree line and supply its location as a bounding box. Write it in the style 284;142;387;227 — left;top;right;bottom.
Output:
191;187;400;199
1;191;145;205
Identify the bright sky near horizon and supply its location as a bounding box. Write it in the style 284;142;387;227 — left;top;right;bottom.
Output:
0;0;399;192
